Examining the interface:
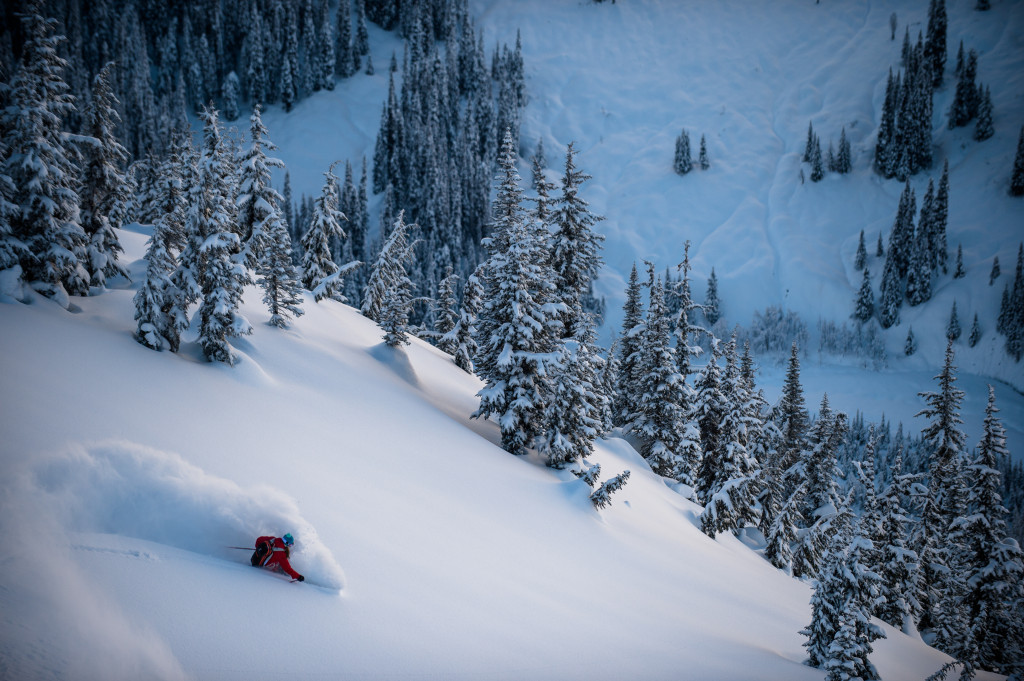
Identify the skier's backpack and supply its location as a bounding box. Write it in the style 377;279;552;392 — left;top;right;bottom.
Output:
251;540;271;567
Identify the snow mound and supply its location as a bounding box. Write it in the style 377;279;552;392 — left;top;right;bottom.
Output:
28;440;345;590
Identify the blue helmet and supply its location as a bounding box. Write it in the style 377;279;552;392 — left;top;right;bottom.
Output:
282;533;294;546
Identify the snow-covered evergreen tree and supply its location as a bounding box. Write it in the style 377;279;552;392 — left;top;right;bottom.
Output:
836;126;852;174
878;246;902;329
550;141;604;337
674;129;692;175
698;134;709;171
704;268;721;326
1011;126;1024;197
538;325;605;469
777;342;809;476
810;134;825;182
904;326;917;355
375;213;417;348
236;105;284;271
875;447;922;633
915;340;970;652
473;131;562;456
614;262;646;428
968;313;982;348
946;299;962;341
852;267;875;323
301;163;349;302
974;84;994;142
990;256;1001;285
854;230;867;271
444;271;481;373
189;107;252;365
959;386;1024;676
634;275;698;483
78;62;129;289
4;6;88;303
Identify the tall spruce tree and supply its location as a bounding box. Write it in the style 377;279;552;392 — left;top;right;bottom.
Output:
78;62;129;289
852;267;875;323
190;107;252;365
855;230;867;271
875;447;922;633
4;6;89;303
301;163;349;302
614;262;646;428
960;386;1024;675
915;340;970;652
1012;126;1024;197
674;129;692;175
704;268;721;326
472;130;562;456
550;141;604;337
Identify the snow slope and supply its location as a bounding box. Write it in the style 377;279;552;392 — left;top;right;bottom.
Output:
2;0;1023;678
0;227;1002;680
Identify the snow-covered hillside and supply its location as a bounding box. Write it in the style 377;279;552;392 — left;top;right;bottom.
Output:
3;0;1024;679
0;226;1002;680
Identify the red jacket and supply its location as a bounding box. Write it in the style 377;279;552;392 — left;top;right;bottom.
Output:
254;536;303;580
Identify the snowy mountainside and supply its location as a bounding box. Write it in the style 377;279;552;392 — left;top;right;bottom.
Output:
0;228;999;680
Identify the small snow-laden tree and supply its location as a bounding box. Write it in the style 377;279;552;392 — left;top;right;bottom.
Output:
236;104;286;272
946;299;962;341
836;127;852;174
4;6;89;303
635;276;700;484
958;386;1024;676
1011;126;1024;197
78;62;130;289
875;449;922;633
434;265;460;352
538;331;604;470
819;537;886;681
133;141;189;352
915;340;970;651
362;211;416;328
990;256;1000;285
257;210;305;329
188;107;252;365
968;313;982;348
855;230;868;271
443;270;481;373
674;129;692;175
302;163;349;302
852;267;875;323
550;141;605;338
699;134;709;170
373;213;417;348
614;262;645;428
776;342;809;478
905;326;917;355
222;70;240;121
810;135;825;182
800;395;845;526
765;480;805;572
473;132;564;456
704;267;721;326
877;249;902;329
974;85;994;142
591;469;631;510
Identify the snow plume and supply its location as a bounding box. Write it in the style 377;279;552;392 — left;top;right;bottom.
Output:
28;440;345;590
0;441;345;680
0;458;188;681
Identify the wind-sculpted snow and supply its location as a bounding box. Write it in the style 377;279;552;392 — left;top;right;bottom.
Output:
28;441;345;590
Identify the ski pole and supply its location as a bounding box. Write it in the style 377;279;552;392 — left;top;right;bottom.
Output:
226;546;254;550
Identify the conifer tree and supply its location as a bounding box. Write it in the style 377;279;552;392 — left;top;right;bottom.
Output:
852;267;875;323
614;262;645;428
949;48;979;129
765;480;804;572
915;340;970;650
78;63;130;289
905;233;932;306
191;107;252;365
804;121;816;163
810;135;825;182
968;313;981;348
836;126;852;174
635;276;696;483
301;163;349;302
990;256;1000;285
904;326;917;355
4;6;88;302
473;131;562;456
875;447;922;632
925;0;947;87
960;386;1024;675
698;134;709;170
704;268;721;326
947;299;962;341
974;85;994;142
876;232;884;258
444;272;482;373
954;243;965;279
434;266;460;352
935;160;950;273
878;248;902;329
777;342;809;475
855;230;867;271
374;212;416;347
236;105;284;271
1011;126;1024;197
674;129;692;175
550;141;605;337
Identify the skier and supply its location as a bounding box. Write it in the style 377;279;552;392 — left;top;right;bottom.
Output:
252;533;305;582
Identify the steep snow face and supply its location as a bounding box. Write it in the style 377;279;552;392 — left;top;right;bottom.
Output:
0;226;1006;681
